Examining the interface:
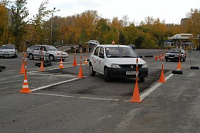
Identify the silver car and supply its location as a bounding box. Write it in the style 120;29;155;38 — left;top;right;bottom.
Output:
0;44;18;58
26;45;68;61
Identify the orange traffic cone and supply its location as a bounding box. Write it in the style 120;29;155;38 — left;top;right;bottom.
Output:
177;57;182;70
19;56;31;94
158;53;161;60
130;77;142;103
19;74;31;93
84;48;88;65
130;58;142;103
158;59;166;83
19;60;25;74
19;52;25;74
77;64;84;78
39;60;45;71
77;49;84;78
73;50;77;67
59;60;64;69
155;51;158;61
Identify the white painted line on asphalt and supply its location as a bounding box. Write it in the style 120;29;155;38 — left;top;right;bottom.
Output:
30;78;79;92
28;71;76;77
140;73;174;100
33;92;74;98
32;92;120;102
79;96;120;101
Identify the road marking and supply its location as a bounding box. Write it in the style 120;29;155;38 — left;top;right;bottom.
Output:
32;92;120;102
33;92;74;98
79;96;119;101
30;78;79;92
28;71;76;77
140;73;174;100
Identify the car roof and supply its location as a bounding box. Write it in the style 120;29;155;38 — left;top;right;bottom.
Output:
97;44;130;48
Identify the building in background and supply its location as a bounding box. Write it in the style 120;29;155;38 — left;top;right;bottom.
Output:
166;33;195;49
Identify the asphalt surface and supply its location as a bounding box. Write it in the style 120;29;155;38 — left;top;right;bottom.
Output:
0;49;200;133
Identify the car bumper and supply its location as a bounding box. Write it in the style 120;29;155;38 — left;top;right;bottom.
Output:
50;55;68;60
165;56;185;60
0;53;15;57
107;68;148;78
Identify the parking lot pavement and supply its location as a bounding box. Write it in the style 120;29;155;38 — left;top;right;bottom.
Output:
0;50;200;132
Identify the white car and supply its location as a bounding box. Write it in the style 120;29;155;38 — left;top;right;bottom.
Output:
89;44;148;82
0;44;18;58
26;45;68;61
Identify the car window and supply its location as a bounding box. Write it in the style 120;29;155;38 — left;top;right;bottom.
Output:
46;46;57;51
169;49;181;53
40;46;47;51
1;44;15;49
106;47;138;58
34;46;40;50
94;47;99;56
99;47;104;58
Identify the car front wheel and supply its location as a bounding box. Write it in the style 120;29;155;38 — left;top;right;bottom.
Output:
89;63;96;76
104;67;111;82
49;55;55;61
29;54;34;60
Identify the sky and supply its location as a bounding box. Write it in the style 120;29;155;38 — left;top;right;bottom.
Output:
26;0;200;25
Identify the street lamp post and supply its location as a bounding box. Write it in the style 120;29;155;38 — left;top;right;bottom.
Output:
50;7;60;45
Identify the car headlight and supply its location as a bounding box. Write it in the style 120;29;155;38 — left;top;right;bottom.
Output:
165;54;169;57
111;64;121;68
142;63;148;68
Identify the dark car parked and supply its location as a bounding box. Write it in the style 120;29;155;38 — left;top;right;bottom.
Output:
165;48;186;62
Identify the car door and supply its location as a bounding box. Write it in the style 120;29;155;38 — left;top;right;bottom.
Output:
33;45;40;58
97;46;105;73
91;46;100;72
40;46;48;60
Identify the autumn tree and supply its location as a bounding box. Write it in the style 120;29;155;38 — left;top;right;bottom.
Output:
0;2;8;45
31;0;54;45
10;0;29;50
123;23;138;45
188;8;200;48
96;18;110;44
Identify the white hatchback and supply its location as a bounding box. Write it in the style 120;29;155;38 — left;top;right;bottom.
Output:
89;44;148;82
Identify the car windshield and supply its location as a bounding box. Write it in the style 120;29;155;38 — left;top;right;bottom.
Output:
46;46;57;51
105;47;138;58
1;44;15;49
169;49;181;53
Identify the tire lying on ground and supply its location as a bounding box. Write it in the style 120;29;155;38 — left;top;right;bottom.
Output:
35;63;48;67
0;66;6;69
144;55;154;57
172;70;183;74
190;66;199;70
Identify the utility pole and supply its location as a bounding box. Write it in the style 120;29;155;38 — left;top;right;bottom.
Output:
50;7;60;45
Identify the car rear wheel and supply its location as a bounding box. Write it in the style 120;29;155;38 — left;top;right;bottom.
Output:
89;63;96;76
29;54;34;60
104;67;111;82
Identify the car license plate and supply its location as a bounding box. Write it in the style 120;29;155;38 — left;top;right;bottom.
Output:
126;71;136;75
